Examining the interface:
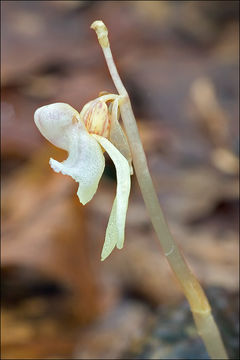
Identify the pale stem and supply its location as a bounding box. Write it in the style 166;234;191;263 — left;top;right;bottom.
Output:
91;21;228;359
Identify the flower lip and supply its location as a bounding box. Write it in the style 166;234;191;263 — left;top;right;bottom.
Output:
34;102;82;150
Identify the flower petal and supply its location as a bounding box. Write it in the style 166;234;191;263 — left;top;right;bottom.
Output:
50;129;105;205
109;98;133;174
92;135;131;261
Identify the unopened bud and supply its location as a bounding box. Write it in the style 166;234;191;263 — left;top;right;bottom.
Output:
91;20;109;48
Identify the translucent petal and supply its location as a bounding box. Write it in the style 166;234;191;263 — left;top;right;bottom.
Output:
92;135;131;261
109;98;133;174
50;129;105;205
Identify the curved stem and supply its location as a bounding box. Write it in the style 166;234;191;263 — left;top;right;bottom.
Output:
91;20;228;359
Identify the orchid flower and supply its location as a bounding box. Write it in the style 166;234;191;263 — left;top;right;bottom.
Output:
34;93;133;261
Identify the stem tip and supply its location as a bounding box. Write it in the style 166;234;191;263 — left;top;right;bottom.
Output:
91;20;109;48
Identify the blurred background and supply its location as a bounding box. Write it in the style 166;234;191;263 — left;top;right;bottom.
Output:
1;1;239;359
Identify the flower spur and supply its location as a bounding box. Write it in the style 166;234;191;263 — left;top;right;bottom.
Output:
34;93;133;261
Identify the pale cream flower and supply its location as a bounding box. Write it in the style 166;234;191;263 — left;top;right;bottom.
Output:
34;94;133;260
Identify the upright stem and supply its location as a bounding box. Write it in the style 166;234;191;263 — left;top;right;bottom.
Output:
91;21;228;359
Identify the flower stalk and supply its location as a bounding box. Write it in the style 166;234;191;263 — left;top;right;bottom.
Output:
91;20;228;359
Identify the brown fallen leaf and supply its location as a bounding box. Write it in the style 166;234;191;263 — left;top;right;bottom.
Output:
2;145;101;324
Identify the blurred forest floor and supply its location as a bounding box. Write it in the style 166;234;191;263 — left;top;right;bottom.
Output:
1;1;239;359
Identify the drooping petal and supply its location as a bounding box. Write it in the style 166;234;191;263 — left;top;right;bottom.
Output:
92;134;131;261
50;130;105;205
109;98;133;174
